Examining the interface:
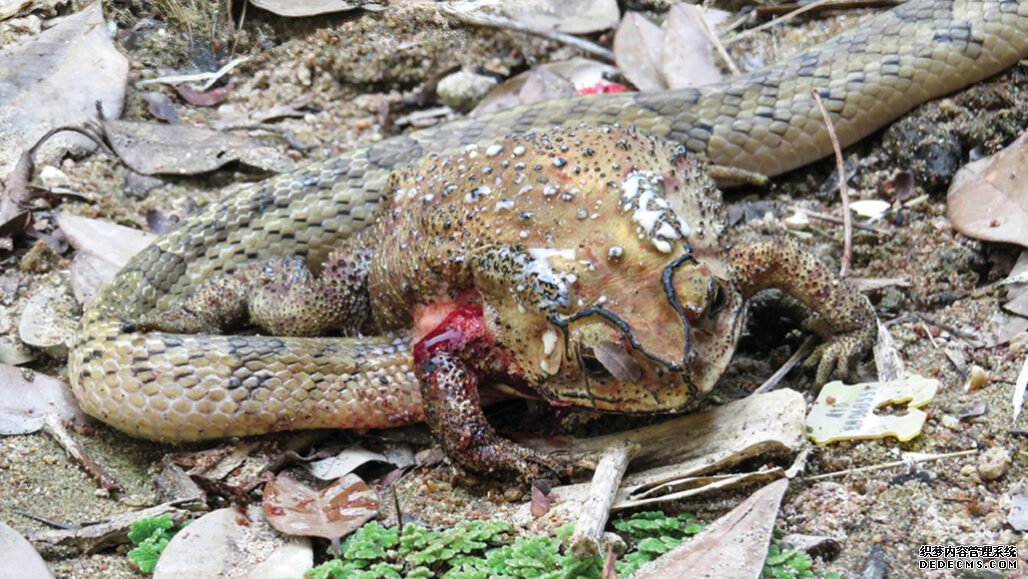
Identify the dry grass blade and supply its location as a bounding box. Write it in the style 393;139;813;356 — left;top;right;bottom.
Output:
726;0;891;45
696;8;739;75
811;88;853;278
753;336;816;394
802;449;977;482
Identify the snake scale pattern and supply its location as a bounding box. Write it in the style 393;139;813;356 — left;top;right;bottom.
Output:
70;0;1028;442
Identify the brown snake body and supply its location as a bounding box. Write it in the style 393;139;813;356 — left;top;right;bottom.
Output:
70;0;1028;442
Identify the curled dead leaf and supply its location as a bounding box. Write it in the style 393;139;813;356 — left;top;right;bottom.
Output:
613;12;665;91
104;119;294;175
0;3;127;176
947;131;1028;247
263;473;378;539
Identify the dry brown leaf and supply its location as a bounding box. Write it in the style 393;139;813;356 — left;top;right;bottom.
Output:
249;0;362;17
0;0;63;21
175;84;232;107
505;0;619;35
659;4;726;90
633;479;788;578
0;3;127;177
153;506;312;578
1010;479;1028;531
305;446;388;481
613;12;665;91
57;213;155;306
947;131;1028;247
0;521;54;578
0;364;91;435
473;59;616;116
104;119;293;175
530;481;557;518
1003;250;1028;317
142;92;179;123
18;286;77;355
263;473;378;539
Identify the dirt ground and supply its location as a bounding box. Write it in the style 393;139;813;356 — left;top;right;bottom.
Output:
1;1;1027;577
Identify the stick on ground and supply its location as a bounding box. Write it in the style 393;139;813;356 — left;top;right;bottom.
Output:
43;414;123;494
570;440;639;558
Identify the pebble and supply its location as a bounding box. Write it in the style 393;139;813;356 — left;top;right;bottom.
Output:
976;447;1011;481
436;70;497;112
939;414;962;432
962;365;989;392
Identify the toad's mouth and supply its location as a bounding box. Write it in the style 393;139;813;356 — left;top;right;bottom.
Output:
547;251;698;382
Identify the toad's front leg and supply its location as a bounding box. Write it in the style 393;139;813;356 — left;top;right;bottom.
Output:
413;304;569;482
729;238;876;385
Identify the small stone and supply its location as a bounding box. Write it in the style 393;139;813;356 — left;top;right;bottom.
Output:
436;70;498;113
962;365;990;392
977;447;1011;481
6;14;41;34
939;414;961;431
38;166;71;189
783;210;809;230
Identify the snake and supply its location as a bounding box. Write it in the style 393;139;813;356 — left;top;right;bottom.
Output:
69;0;1028;442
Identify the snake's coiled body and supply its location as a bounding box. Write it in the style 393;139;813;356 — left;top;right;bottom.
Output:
70;0;1028;442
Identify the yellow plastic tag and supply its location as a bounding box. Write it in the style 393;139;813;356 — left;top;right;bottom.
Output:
807;376;939;444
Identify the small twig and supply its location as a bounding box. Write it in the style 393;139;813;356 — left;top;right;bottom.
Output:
16;512;80;530
438;4;614;62
754;0;901;17
801;449;977;482
753;336;816;394
726;0;865;45
222;123;311;152
138;56;251;91
920;321;939;349
570;440;638;558
230;0;248;58
788;206;886;235
810;88;853;278
43;414;124;494
3;125;112;214
912;312;982;344
697;8;739;75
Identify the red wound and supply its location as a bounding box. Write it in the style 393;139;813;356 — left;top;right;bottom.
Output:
412;304;491;364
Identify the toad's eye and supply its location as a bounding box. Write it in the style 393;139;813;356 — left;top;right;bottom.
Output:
577;345;612;379
708;281;726;317
577;341;642;381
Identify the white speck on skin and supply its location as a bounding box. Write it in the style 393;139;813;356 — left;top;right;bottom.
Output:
486;144;504;157
542;329;557;356
653;239;673;253
512;145;526;156
656;222;678;239
608;245;623;258
464;185;491;203
494;199;515;211
622;171;692;252
519;230;529;239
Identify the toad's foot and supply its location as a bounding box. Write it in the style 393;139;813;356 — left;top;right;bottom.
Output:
729;238;876;386
803;326;875;386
